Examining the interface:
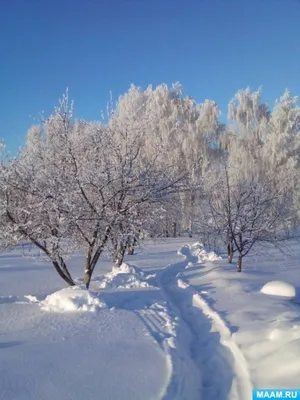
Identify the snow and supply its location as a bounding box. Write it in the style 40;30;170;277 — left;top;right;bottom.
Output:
189;242;222;262
260;280;296;297
0;247;172;400
1;238;300;399
181;240;300;394
160;247;251;400
95;262;152;289
40;286;107;312
0;306;168;400
180;278;253;400
24;294;39;303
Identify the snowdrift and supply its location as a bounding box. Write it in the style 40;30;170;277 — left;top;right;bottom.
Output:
40;286;107;312
96;263;152;289
260;281;296;297
179;242;222;265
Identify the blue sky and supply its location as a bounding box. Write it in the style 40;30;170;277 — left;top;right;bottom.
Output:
1;0;300;154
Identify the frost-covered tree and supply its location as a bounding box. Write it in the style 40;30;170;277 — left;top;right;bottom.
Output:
199;88;300;271
0;87;186;288
107;82;221;237
203;164;295;271
1;84;299;282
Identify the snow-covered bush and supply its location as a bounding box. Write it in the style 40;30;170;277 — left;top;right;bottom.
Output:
260;281;296;298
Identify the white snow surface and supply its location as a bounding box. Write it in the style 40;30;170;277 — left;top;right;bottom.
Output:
40;286;107;312
0;247;169;400
95;262;152;289
1;238;300;399
260;280;296;297
181;241;300;394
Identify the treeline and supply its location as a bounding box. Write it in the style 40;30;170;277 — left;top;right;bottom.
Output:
0;84;299;285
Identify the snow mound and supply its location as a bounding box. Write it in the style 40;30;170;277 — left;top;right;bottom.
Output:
190;242;222;263
260;281;296;298
97;263;152;289
40;286;107;312
24;295;39;303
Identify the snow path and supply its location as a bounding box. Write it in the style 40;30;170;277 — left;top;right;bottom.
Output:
156;244;253;400
102;286;201;400
138;304;200;400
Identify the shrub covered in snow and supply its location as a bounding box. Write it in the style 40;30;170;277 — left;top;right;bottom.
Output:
260;281;296;298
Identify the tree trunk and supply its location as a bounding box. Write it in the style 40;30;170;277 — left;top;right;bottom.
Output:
127;235;137;255
52;260;76;286
6;211;76;286
83;226;112;289
83;244;94;288
83;268;93;288
127;244;135;255
227;243;234;263
172;222;177;238
115;245;126;268
237;254;242;272
115;256;123;268
188;219;193;238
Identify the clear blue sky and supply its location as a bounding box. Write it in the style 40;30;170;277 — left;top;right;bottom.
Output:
1;0;300;154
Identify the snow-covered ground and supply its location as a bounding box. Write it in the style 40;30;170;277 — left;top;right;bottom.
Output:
0;239;300;399
182;242;300;394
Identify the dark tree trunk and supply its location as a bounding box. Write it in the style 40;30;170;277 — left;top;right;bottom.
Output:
227;242;234;263
127;235;137;255
6;210;76;286
115;244;126;268
83;268;93;288
83;226;111;289
127;244;135;255
52;260;76;286
83;243;94;288
172;222;177;238
188;219;193;237
237;254;242;272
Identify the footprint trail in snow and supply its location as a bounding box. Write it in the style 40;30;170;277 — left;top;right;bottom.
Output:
140;243;254;400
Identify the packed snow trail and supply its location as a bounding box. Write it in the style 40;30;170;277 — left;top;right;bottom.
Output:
101;285;202;400
156;244;253;400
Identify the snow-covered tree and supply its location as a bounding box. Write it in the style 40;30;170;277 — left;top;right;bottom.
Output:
199;88;300;271
203;163;295;271
0;87;186;287
1;84;299;282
